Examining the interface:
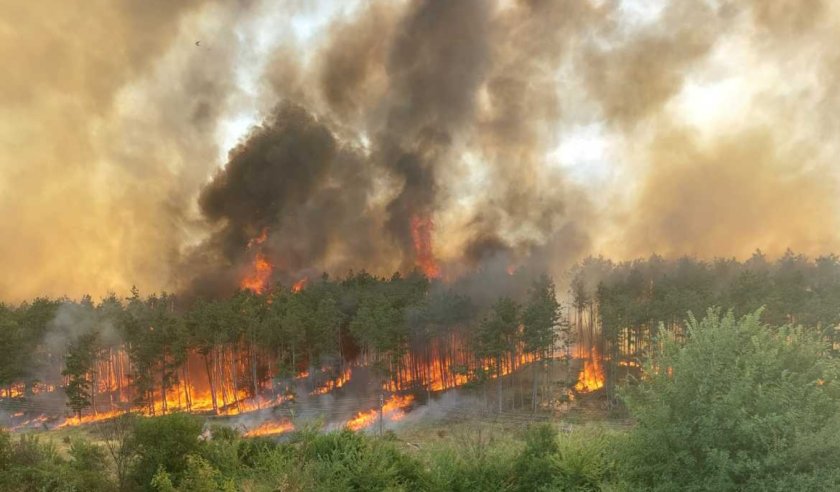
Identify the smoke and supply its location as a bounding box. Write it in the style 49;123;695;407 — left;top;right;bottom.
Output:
184;102;392;297
0;1;260;301
619;126;840;259
3;0;840;301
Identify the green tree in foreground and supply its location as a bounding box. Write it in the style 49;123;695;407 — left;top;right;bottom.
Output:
621;308;840;491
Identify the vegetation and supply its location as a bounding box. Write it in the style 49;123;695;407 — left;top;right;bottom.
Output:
0;272;563;416
570;252;840;400
2;308;839;490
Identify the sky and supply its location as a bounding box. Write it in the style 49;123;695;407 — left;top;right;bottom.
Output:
1;0;839;302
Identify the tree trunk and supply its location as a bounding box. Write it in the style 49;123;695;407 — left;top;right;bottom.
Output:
251;339;259;401
531;356;538;412
203;353;218;413
496;355;503;414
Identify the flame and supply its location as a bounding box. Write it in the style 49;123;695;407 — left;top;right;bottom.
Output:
384;337;538;393
57;409;126;428
291;276;308;293
244;419;295;437
311;368;352;396
410;215;440;279
7;332;546;432
574;347;605;393
240;229;273;293
346;394;414;431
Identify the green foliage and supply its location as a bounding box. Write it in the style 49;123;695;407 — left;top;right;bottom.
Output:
62;331;98;418
511;424;560;492
620;308;840;491
0;431;118;492
553;428;613;491
68;438;115;491
522;276;562;355
152;455;235;492
293;428;426;491
130;413;204;490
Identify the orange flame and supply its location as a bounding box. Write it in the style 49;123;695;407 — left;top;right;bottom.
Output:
240;229;273;293
346;394;414;431
574;348;605;393
57;409;126;428
410;215;440;279
291;276;308;293
244;419;294;437
311;368;352;396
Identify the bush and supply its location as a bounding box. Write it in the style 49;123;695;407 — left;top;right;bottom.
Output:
68;438;115;491
425;426;517;491
294;429;426;491
512;423;560;491
130;412;204;490
620;308;840;491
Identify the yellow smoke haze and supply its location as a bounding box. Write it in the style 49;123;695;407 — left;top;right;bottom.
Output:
1;0;839;301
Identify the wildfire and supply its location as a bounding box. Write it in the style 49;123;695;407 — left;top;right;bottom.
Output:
291;276;308;293
574;348;605;393
311;368;352;396
57;409;126;428
240;229;273;294
244;419;295;437
346;394;414;431
410;215;440;279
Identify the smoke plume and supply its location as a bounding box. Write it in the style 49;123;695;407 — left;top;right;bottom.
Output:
2;0;840;301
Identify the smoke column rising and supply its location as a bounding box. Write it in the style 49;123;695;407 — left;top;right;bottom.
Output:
1;0;839;301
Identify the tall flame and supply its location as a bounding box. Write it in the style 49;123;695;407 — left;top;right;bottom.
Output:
240;229;273;293
574;347;605;393
410;215;440;279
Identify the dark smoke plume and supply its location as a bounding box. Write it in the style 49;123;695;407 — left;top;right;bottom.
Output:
4;0;840;301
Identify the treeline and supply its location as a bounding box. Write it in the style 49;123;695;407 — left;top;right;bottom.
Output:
0;271;563;418
571;251;840;400
3;309;840;491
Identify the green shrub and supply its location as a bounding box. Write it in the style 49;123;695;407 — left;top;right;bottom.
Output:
512;423;560;491
425;427;517;492
294;429;426;491
130;412;204;490
620;308;840;491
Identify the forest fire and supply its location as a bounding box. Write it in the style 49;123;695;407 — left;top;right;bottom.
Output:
240;229;273;294
346;394;414;431
574;348;605;393
244;419;295;437
311;368;352;396
57;409;125;428
410;215;440;279
291;276;308;293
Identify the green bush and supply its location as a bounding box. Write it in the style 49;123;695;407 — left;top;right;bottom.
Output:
425;427;517;491
129;412;204;490
294;429;426;491
620;308;840;491
512;423;560;491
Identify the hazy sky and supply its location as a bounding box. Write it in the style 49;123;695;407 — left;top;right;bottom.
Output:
1;0;838;301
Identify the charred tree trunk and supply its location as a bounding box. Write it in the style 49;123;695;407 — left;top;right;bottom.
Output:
203;353;218;413
496;355;503;414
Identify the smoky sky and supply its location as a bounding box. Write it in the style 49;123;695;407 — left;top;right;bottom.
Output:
2;0;839;301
